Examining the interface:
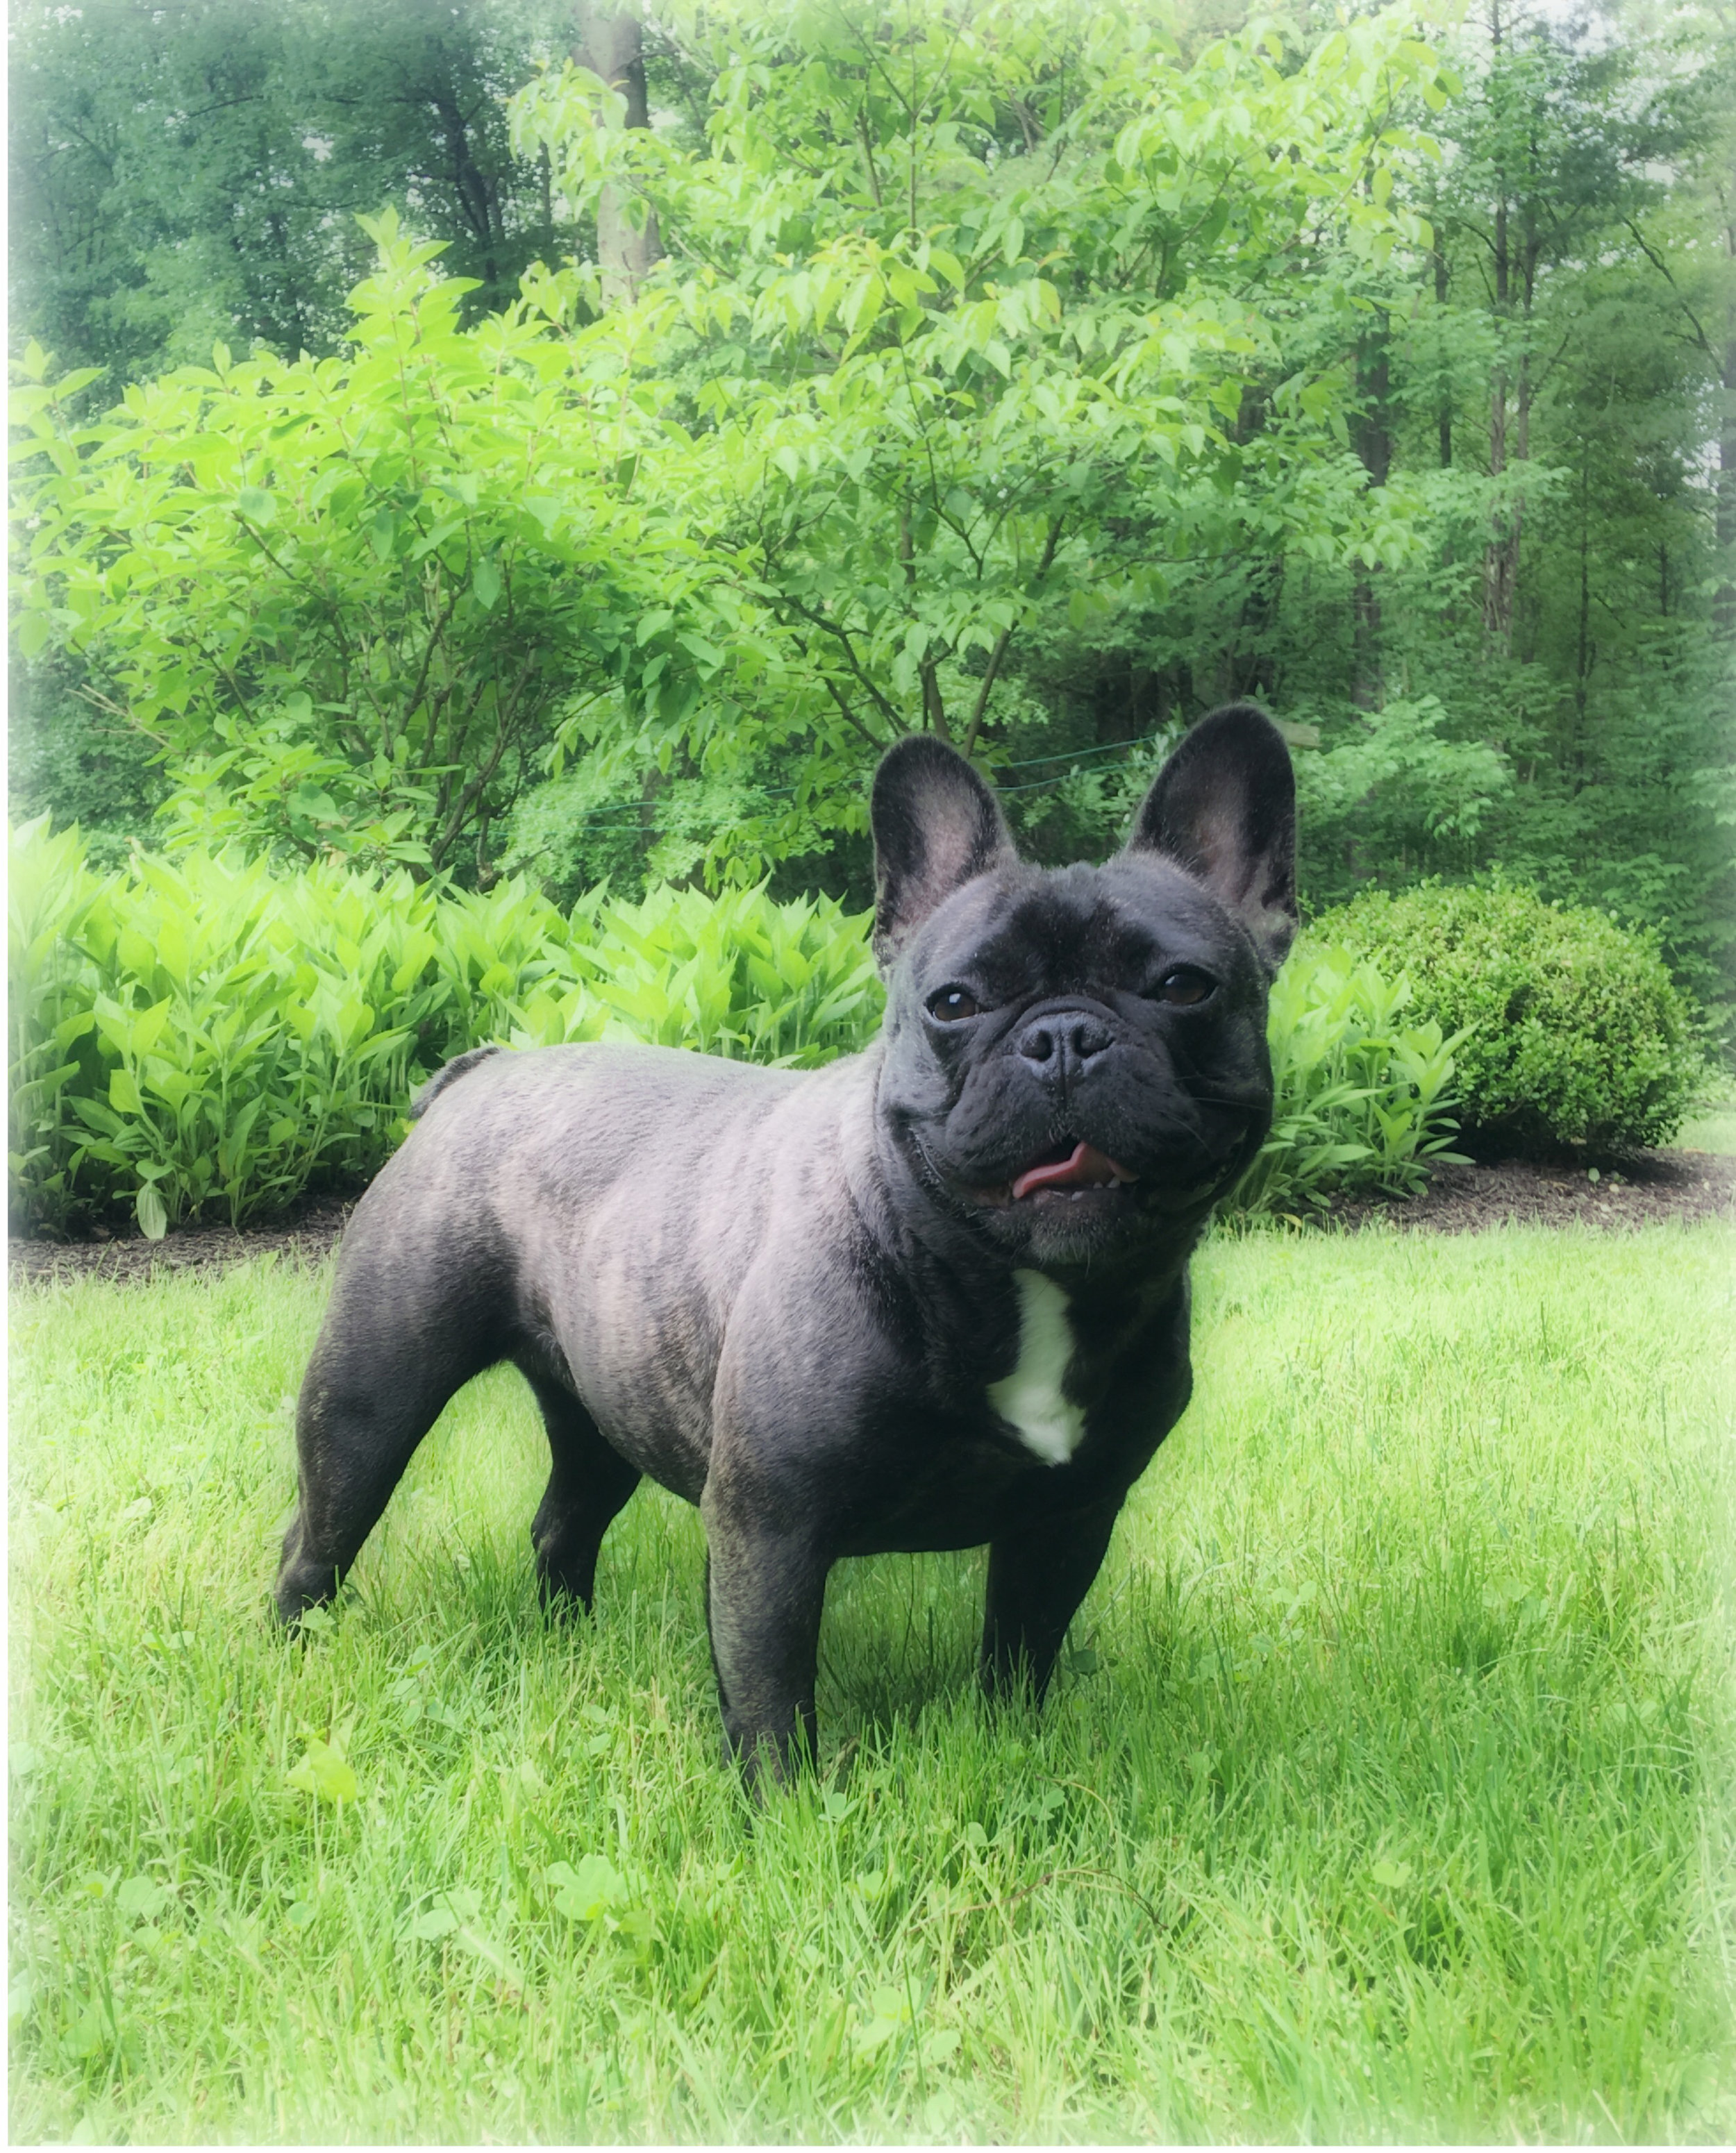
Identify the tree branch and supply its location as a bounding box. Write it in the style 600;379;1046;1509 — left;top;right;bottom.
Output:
960;514;1065;760
778;596;903;730
797;647;895;750
1621;217;1714;358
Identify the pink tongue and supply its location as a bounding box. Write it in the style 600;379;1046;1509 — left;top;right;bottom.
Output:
1011;1141;1136;1202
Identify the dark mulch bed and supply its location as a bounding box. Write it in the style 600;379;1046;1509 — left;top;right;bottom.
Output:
9;1198;357;1289
1320;1148;1736;1234
10;1152;1733;1289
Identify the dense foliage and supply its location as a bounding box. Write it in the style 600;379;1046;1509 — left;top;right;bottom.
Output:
1235;948;1468;1214
12;223;778;881
1319;881;1708;1157
8;816;880;1234
8;0;574;382
12;3;1448;887
8;0;1733;1010
10;816;1464;1234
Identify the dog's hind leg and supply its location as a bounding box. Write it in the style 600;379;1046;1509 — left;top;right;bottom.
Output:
274;1283;499;1623
521;1370;640;1613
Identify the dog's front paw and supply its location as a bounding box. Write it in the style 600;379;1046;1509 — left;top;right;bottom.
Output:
721;1711;817;1804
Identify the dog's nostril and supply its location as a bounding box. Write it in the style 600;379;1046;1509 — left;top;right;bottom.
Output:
1019;1013;1112;1066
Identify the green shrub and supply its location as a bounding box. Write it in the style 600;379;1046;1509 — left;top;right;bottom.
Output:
8;817;110;1234
6;819;882;1237
8;223;778;885
8;821;1467;1237
503;882;886;1069
1314;880;1707;1157
1227;940;1469;1216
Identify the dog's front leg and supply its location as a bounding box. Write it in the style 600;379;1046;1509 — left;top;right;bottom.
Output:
980;1494;1124;1702
701;1479;829;1798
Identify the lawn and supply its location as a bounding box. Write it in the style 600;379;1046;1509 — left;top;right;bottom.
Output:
9;1221;1735;2143
1680;1104;1736;1157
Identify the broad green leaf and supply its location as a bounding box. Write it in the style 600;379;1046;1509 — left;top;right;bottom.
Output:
287;1736;359;1804
549;1852;627;1922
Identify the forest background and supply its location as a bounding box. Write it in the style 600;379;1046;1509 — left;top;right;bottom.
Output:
9;0;1735;1034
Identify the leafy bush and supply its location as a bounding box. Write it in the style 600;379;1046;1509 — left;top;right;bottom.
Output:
9;821;1467;1237
521;882;887;1068
7;819;881;1237
9;219;781;885
1315;880;1707;1157
1228;941;1469;1216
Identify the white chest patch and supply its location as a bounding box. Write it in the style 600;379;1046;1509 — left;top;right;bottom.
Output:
988;1270;1085;1467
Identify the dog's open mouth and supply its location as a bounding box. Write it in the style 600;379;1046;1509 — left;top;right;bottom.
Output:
1008;1139;1138;1203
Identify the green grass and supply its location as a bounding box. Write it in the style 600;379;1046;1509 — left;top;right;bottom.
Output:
1677;1104;1736;1156
10;1224;1735;2143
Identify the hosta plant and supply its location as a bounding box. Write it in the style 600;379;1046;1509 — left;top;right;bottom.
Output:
1230;941;1470;1217
10;821;1470;1238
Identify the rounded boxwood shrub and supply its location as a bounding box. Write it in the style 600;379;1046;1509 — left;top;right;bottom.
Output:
1311;880;1706;1158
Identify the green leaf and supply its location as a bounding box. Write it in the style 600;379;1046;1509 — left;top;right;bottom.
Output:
116;1875;172;1922
549;1852;627;1921
410;1888;480;1940
287;1736;359;1804
135;1184;168;1241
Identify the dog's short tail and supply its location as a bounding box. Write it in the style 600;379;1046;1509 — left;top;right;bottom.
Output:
409;1044;504;1121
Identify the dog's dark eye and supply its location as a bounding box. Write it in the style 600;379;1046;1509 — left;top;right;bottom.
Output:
927;986;983;1022
1153;967;1215;1007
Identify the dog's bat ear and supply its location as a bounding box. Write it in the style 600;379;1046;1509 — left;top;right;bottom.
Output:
871;735;1015;971
1125;703;1297;971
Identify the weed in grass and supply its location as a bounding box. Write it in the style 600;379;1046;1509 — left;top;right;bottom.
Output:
9;1225;1735;2141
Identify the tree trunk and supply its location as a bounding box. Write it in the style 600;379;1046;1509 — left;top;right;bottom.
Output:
1352;326;1391;710
920;660;950;739
1480;0;1521;651
1573;455;1592;785
1717;156;1736;637
1718;328;1736;637
1482;192;1520;648
1434;246;1452;467
572;4;663;308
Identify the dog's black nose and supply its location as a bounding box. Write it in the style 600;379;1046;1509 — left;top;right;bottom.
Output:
1017;1008;1114;1075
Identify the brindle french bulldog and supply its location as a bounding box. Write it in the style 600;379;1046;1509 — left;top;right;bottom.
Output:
275;704;1296;1790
